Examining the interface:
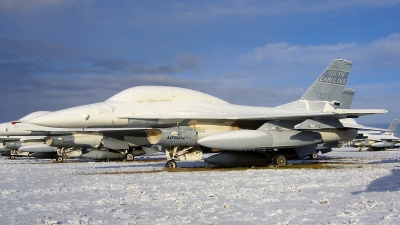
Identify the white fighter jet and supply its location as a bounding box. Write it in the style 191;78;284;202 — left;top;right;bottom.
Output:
353;119;400;151
28;59;387;167
0;112;56;159
0;111;154;161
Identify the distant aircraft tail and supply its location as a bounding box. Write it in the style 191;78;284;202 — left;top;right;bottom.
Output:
383;119;399;135
277;59;353;111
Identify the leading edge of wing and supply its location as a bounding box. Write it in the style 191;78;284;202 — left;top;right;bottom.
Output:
117;109;387;121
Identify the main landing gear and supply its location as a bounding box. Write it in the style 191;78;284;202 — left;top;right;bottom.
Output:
309;153;318;160
55;147;66;162
165;160;177;168
125;152;134;161
56;155;64;162
273;154;287;166
164;146;203;168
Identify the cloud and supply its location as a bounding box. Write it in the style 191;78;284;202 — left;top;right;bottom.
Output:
0;32;399;124
165;1;400;24
113;54;203;75
0;38;73;61
240;33;400;76
234;33;400;125
155;0;400;24
93;60;133;71
176;54;203;70
4;1;399;27
241;42;358;66
0;38;205;121
0;0;77;13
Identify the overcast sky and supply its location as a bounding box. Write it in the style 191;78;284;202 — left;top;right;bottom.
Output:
1;0;399;127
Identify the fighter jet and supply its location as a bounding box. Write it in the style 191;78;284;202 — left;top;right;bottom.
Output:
0;111;158;161
1;136;59;159
29;59;387;167
353;119;400;151
0;111;78;160
0;136;26;158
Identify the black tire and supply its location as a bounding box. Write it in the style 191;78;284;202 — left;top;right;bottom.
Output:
310;153;318;160
56;156;64;162
273;154;287;166
126;153;134;161
10;155;15;160
165;160;177;168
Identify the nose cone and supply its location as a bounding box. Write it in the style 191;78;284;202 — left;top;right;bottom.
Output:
0;122;28;136
0;123;9;135
30;102;113;128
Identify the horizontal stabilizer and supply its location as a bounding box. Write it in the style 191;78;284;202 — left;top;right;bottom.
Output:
333;109;388;117
340;118;392;131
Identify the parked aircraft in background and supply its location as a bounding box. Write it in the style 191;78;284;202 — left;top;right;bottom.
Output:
1;136;60;159
0;136;28;158
0;111;157;161
0;111;77;160
353;119;399;151
27;59;387;167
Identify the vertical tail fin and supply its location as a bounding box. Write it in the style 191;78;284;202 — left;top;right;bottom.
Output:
338;88;356;109
301;59;352;101
277;59;353;111
383;119;399;135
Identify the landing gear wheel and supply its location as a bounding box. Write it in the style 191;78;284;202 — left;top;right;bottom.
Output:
273;154;287;166
56;156;64;162
10;155;15;160
125;153;134;161
165;160;177;168
310;153;318;160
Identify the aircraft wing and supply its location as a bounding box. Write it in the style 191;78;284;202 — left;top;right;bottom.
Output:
367;135;400;142
341;123;391;131
117;109;387;121
25;108;387;136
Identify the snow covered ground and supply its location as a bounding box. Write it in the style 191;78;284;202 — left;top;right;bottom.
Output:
1;148;400;225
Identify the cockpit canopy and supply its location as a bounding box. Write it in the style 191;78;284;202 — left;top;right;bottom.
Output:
106;86;228;104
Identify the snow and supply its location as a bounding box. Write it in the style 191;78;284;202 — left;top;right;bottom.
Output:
105;86;228;104
1;148;400;224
